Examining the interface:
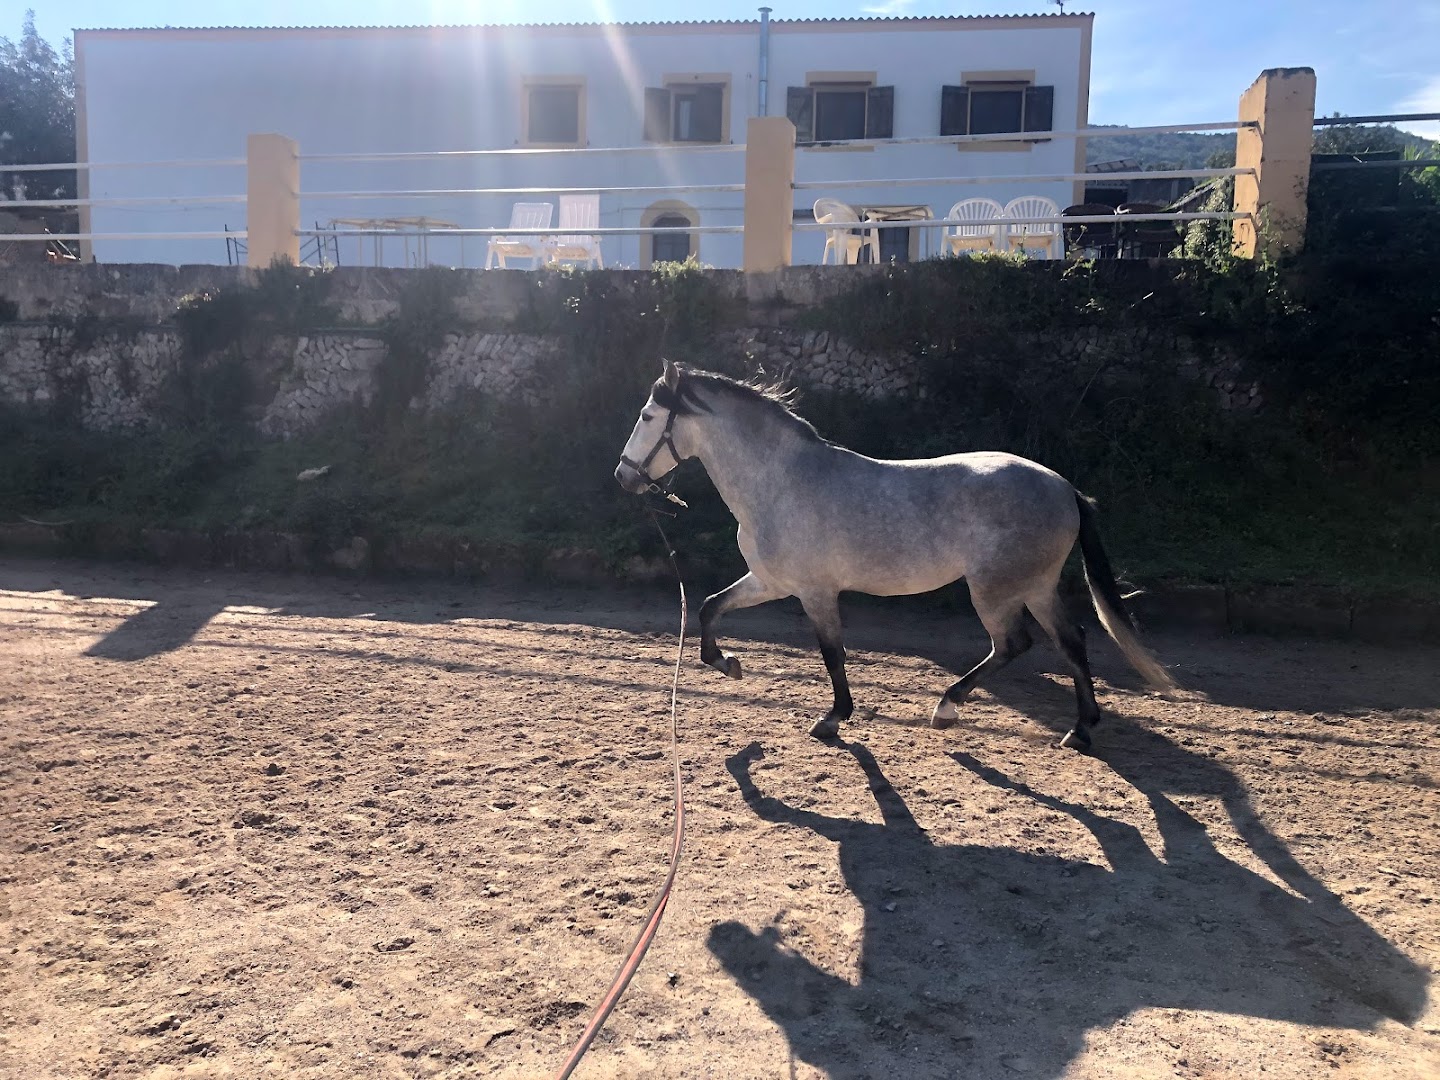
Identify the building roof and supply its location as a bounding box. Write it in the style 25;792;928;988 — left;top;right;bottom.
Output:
76;14;1093;34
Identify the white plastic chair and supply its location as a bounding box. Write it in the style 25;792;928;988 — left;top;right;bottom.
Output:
1001;196;1063;259
943;198;1006;257
813;198;880;266
546;193;604;269
485;202;553;269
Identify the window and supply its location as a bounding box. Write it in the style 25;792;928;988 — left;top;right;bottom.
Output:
643;79;727;144
940;83;1054;138
969;87;1024;135
524;80;585;146
651;214;693;263
640;201;699;268
786;82;894;144
815;87;867;141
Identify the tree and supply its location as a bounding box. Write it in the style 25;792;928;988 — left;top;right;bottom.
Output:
1402;142;1440;206
0;10;75;202
1311;116;1421;156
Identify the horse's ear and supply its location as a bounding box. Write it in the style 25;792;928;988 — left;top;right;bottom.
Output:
662;360;680;391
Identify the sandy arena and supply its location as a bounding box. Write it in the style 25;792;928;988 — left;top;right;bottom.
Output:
1;557;1437;1079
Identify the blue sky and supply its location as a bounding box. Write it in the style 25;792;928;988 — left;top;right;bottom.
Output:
16;1;1440;136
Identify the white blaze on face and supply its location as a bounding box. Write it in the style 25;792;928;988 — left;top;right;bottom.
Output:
616;395;679;490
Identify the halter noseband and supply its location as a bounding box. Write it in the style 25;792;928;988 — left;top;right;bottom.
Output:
619;406;681;491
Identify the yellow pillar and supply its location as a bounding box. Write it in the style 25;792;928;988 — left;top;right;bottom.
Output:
246;133;300;268
1232;68;1316;260
743;117;796;273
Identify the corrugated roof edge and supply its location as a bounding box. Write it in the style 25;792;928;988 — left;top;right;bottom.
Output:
74;14;1094;33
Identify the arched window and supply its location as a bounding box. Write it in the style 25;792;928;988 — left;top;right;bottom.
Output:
651;214;693;264
640;201;699;268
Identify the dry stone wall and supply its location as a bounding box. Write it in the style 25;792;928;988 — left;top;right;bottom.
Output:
0;262;1257;437
713;327;913;398
261;334;387;435
0;325;182;429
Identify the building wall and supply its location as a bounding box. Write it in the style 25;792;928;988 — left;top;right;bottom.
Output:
77;17;1090;268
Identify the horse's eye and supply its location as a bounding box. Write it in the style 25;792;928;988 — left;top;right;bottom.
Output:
642;413;654;422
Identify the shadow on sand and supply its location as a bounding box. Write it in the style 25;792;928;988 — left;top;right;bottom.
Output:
708;739;1427;1079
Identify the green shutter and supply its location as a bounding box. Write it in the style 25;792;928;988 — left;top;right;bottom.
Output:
693;84;725;143
1023;85;1055;132
940;85;970;136
865;85;895;140
786;86;814;143
644;87;671;142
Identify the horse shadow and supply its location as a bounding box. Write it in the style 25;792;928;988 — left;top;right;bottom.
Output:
969;660;1435;908
887;593;1440;717
708;741;1427;1079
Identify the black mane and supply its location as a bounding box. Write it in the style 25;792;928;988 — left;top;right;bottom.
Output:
653;367;823;442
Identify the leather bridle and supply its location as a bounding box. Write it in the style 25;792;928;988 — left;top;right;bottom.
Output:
618;406;681;492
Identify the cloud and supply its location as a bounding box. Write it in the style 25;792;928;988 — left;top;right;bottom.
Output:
1399;75;1440;140
861;0;917;13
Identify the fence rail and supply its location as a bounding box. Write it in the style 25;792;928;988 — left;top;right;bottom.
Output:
4;70;1417;267
2;194;247;210
1312;111;1440;126
301;184;746;200
793;212;1248;232
298;144;748;163
797;167;1252;192
0;158;245;172
1;231;246;242
1311;159;1440;171
797;121;1251;152
295;225;746;238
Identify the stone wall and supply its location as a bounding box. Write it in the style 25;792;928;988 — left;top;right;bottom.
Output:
0;262;1257;437
0;324;182;429
260;334;387;435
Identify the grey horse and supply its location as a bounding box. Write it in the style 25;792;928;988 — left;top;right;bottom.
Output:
615;361;1175;751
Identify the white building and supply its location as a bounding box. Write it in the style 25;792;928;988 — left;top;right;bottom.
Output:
75;12;1093;268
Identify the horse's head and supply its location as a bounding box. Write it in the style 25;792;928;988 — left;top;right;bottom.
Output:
615;360;686;494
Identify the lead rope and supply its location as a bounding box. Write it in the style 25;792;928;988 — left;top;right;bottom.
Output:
552;499;688;1080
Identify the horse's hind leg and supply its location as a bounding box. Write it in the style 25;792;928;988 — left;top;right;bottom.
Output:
699;572;785;679
1026;588;1102;753
799;593;853;741
930;591;1032;729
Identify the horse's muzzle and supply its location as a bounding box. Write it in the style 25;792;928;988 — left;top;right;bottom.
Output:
615;462;648;494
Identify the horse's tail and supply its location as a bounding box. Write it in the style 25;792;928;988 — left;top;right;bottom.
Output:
1074;492;1178;692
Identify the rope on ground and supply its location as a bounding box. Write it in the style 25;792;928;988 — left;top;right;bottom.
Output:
552;505;688;1080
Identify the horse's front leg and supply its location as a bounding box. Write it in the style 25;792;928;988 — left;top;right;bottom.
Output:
800;594;852;740
699;572;784;680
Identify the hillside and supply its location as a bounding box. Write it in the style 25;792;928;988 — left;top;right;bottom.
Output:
1085;128;1232;169
1084;123;1436;170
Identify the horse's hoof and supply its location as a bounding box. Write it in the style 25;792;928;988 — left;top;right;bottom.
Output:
1060;728;1093;754
808;717;841;740
930;697;959;730
704;653;742;679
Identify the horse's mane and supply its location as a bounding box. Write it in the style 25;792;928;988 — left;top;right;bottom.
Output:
655;367;823;442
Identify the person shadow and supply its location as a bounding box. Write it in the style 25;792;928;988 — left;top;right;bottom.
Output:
82;597;228;661
708;740;1427;1079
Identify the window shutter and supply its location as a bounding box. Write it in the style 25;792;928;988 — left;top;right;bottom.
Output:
940;85;970;136
865;85;895;140
1023;85;1055;132
693;84;725;143
644;87;671;142
786;86;814;143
